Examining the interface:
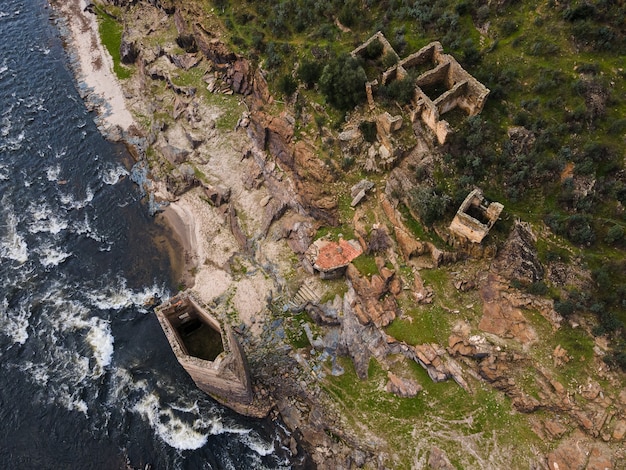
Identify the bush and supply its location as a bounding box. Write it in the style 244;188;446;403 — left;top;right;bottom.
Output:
381;77;415;104
563;3;596;22
339;3;356;27
382;52;399;68
546;213;596;245
528;281;549;296
500;20;518;37
278;74;298;97
409;186;452;226
605;225;624;245
363;39;384;60
297;60;322;88
604;350;626;371
319;53;367;111
265;42;282;69
554;300;575;317
359;120;377;143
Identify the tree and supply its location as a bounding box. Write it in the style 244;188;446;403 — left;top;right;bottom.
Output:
410;186;452;226
319;53;367;111
278;74;298;97
297;61;322;88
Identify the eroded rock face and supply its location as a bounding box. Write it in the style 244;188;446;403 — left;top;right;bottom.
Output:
246;111;338;225
546;432;615;470
386;372;422;398
193;24;237;64
492;221;544;284
428;446;455;470
346;264;398;327
120;34;139;64
479;274;537;344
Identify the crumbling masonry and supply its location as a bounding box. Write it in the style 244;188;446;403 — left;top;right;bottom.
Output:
352;33;489;144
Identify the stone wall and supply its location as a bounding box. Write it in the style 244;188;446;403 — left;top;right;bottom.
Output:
449;189;503;244
352;34;489;144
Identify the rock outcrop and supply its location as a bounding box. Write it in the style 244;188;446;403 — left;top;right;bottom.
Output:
492;221;544;284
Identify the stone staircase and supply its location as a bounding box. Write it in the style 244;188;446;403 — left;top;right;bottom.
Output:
289;279;322;310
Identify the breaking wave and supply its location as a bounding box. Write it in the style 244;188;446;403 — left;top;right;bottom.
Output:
101;163;129;185
0;201;28;264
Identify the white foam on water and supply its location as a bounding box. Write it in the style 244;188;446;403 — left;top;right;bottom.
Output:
1;115;11;137
86;280;168;313
240;432;276;457
0;298;30;345
28;202;68;234
71;213;105;243
59;186;94;210
54;147;67;159
85;317;114;374
2;130;24;152
133;391;209;450
0;202;28;264
46;164;61;182
101;164;128;185
21;361;50;386
36;243;71;267
55;381;90;416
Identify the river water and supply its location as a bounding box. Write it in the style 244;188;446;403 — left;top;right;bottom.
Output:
0;1;296;468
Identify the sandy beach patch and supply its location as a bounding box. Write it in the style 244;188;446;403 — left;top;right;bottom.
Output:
52;0;135;132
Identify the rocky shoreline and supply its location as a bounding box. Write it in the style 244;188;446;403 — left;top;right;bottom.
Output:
49;0;626;468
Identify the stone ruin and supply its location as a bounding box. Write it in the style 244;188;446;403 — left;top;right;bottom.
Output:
352;33;489;144
449;189;503;244
155;293;270;418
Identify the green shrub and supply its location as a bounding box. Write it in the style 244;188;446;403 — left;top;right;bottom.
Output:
359;120;377;143
319;53;367;111
297;61;322;88
278;74;298;97
554;300;575;317
382;52;399;68
409;186;452;226
545;213;596;245
605;225;624;245
364;39;384;60
384;77;415;104
500;20;519;37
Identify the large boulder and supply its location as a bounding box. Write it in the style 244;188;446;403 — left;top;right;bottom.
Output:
492;221;544;284
120;34;139;64
386;372;422;398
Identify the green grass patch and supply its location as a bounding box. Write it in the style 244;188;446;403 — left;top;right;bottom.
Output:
315;224;355;242
385;304;451;345
318;278;349;304
351;254;378;277
323;356;541;468
284;312;311;349
397;203;447;248
95;9;131;80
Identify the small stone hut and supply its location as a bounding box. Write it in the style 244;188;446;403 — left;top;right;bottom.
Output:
449;189;503;243
305;238;363;279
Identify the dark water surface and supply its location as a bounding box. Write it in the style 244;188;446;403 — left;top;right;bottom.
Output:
0;1;293;468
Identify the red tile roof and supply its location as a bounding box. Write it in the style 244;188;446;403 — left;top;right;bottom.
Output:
314;239;363;271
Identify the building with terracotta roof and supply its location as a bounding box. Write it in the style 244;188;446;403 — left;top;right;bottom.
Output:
305;238;364;279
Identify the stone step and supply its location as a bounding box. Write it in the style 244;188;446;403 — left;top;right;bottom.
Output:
290;281;321;309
